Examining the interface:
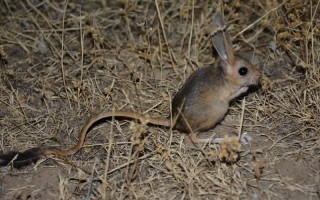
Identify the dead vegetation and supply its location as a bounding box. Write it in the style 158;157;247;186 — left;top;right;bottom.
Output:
0;0;319;199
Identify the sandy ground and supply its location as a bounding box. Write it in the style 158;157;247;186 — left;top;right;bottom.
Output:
0;0;319;199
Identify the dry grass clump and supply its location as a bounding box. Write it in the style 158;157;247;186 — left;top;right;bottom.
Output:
0;0;319;199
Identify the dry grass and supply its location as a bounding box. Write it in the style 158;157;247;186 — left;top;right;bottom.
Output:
0;0;319;199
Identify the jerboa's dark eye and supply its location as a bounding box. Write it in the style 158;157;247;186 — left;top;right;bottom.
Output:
238;67;248;76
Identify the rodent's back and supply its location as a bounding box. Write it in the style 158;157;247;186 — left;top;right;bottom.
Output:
172;64;229;132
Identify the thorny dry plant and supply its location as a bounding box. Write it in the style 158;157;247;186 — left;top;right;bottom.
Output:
0;0;319;199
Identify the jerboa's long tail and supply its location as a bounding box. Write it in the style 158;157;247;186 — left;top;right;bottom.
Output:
0;111;171;169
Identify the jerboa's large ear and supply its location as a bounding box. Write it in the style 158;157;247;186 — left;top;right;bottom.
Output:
212;12;236;66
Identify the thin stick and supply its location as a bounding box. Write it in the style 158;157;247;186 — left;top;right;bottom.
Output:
102;113;115;197
310;0;320;72
78;7;84;111
154;0;178;73
238;97;246;140
187;0;195;58
233;0;288;39
61;0;72;109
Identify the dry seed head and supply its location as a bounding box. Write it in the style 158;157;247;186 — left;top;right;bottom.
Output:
219;136;241;162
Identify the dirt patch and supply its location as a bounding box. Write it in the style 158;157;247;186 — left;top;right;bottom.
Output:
0;167;63;200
